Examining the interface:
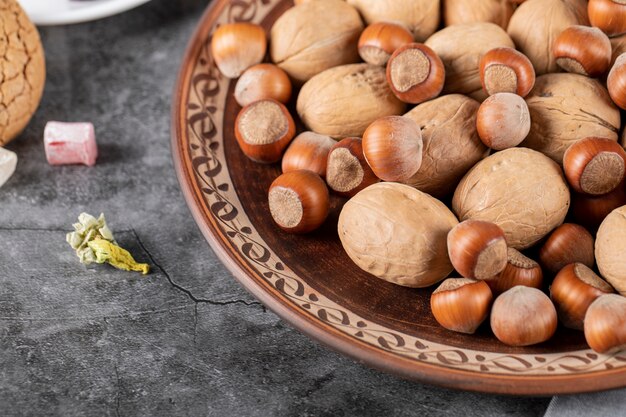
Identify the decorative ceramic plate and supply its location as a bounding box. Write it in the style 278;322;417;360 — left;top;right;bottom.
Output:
171;0;626;395
18;0;151;26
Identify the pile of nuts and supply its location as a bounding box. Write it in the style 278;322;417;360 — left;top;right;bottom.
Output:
210;0;626;353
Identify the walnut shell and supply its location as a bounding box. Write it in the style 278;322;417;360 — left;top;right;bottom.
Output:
596;206;626;296
296;64;405;138
425;22;514;96
347;0;440;42
453;148;570;250
339;182;458;288
270;0;363;84
443;0;514;29
523;73;620;163
403;94;488;197
0;0;45;146
507;0;588;75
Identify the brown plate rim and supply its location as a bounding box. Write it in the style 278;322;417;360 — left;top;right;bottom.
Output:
170;0;626;396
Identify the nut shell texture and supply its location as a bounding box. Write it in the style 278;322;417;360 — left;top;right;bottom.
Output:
453;148;570;250
507;0;589;75
444;0;514;28
347;0;440;42
297;64;405;138
596;205;626;295
523;73;620;163
338;182;459;288
425;22;514;95
270;0;363;84
0;0;45;146
404;95;487;197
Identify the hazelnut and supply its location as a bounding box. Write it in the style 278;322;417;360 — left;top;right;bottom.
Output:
358;22;414;66
443;0;514;29
0;0;46;146
596;205;626;295
325;137;379;197
553;26;612;77
385;43;445;104
425;22;514;95
551;263;614;330
362;116;423;182
539;224;595;274
490;286;558;347
211;23;266;79
611;35;626;66
563;137;626;196
453;148;570;250
234;64;292;107
476;93;530;150
571;185;626;230
431;278;493;334
479;47;535;97
584;294;626;354
608;53;626;110
403;95;488;198
234;99;296;163
507;0;589;75
296;64;405;138
347;0;441;42
589;0;626;37
281;132;336;178
270;0;363;84
268;170;329;234
523;73;620;163
488;248;543;295
338;182;459;288
447;220;508;281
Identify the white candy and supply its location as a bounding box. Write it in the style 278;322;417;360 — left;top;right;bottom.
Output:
44;121;98;166
0;147;17;188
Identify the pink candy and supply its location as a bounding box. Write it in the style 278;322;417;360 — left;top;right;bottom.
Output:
44;122;98;166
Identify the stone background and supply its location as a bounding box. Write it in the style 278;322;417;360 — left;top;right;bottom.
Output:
0;0;551;415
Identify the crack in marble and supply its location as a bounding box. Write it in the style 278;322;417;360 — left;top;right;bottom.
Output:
130;229;263;309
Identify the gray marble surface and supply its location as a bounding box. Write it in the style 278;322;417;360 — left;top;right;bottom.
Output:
0;1;551;415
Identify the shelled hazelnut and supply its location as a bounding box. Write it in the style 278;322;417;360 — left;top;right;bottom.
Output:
211;23;266;79
447;220;508;281
431;278;493;334
608;53;626;110
584;294;626;354
571;186;626;230
550;263;614;330
362;116;423;182
281;132;336;178
563;137;626;196
268;170;330;234
476;93;531;150
539;223;595;274
325;138;379;197
490;286;558;347
386;43;445;104
553;26;612;77
234;64;292;107
234;99;295;163
589;0;626;37
488;248;543;295
479;47;535;97
358;22;414;66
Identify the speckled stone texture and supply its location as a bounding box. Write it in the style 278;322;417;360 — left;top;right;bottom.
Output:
0;1;551;415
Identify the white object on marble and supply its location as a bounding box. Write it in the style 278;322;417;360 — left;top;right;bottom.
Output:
44;121;98;166
0;147;17;188
18;0;152;26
